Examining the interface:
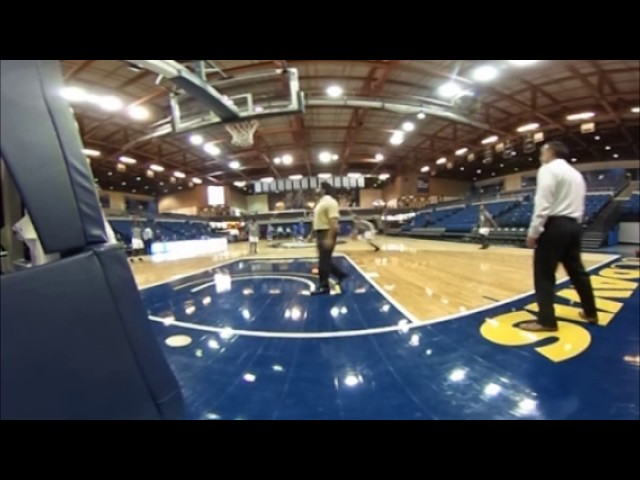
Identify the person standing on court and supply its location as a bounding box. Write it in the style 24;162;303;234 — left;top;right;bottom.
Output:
352;214;381;252
518;141;599;332
131;222;144;260
247;219;259;255
477;205;498;249
312;182;348;295
142;224;154;256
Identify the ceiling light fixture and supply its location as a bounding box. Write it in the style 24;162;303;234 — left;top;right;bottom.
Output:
60;86;88;102
482;135;499;145
517;123;540;133
203;142;221;156
190;134;204;146
96;95;124;112
566;112;595;121
127;105;150;120
319;151;332;164
472;65;499;82
82;149;101;157
437;82;462;99
402;122;415;132
326;85;344;98
508;60;539;67
390;132;405;145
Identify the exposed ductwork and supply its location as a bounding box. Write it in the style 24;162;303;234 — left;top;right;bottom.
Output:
125;60;241;122
307;97;492;131
121;93;493;152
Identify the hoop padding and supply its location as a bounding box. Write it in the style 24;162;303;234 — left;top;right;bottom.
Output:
225;120;259;147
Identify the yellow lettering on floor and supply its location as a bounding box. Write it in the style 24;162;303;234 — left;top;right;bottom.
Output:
524;302;615;326
593;289;635;299
610;262;640;269
619;257;640;264
599;267;640;280
556;289;623;314
480;261;638;363
480;311;591;362
590;275;638;289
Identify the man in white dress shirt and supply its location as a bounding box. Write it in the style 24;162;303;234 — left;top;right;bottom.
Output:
519;141;598;332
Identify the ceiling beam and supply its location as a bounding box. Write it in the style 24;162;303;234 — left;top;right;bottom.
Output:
566;63;639;157
64;60;95;81
483;85;603;160
117;71;152;90
291;115;312;176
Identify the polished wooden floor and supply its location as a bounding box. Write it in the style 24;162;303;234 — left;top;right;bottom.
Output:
131;237;615;322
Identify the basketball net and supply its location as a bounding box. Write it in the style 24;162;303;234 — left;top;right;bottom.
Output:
225;120;259;147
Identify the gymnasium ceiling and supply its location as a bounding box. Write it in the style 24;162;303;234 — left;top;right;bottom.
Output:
60;60;640;197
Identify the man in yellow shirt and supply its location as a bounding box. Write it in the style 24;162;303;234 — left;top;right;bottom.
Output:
312;182;348;295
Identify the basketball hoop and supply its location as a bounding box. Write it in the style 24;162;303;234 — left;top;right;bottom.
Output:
225;120;259;147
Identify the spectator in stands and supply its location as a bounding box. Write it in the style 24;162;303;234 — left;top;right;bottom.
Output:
519;141;598;332
266;224;274;242
478;205;498;249
142;225;154;256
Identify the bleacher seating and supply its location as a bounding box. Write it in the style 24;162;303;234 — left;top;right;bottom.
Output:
622;193;640;217
582;169;626;191
583;194;611;223
496;202;534;228
432;201;518;233
108;218;218;245
393;190;614;247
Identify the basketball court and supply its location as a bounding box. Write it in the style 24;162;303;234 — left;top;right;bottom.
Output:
131;239;639;419
1;60;638;420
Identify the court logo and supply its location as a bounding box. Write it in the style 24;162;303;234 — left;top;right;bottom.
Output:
480;258;639;362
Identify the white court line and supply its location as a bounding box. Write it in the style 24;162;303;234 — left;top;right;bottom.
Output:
419;254;620;326
339;254;420;323
141;254;318;291
148;254;620;339
149;315;406;339
191;275;316;293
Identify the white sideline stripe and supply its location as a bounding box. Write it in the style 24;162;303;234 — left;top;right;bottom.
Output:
340;255;419;324
191;275;316;293
422;254;619;326
141;254;318;290
146;253;619;339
